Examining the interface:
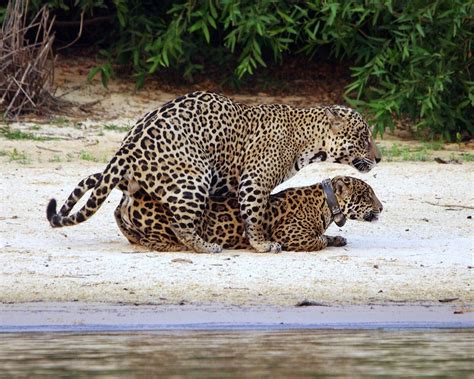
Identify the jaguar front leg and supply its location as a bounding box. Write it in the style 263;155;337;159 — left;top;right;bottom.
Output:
270;221;327;252
282;236;328;252
283;235;346;251
325;235;347;247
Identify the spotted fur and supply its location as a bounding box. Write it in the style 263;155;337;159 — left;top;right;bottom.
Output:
51;174;382;252
46;92;381;253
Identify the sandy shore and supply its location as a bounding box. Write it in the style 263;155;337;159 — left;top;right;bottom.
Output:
0;160;472;306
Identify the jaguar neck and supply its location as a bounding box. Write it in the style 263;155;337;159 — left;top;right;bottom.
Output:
321;179;346;227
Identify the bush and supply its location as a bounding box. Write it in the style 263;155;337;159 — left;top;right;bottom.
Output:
13;1;474;140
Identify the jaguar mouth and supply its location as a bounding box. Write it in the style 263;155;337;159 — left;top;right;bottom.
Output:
352;158;375;173
363;211;379;222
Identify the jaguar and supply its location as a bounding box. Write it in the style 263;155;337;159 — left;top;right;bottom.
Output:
49;174;382;252
47;92;381;253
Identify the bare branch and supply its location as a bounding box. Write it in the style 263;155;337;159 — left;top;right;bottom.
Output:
0;0;71;119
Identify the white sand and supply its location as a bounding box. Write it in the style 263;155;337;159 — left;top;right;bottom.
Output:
0;160;472;306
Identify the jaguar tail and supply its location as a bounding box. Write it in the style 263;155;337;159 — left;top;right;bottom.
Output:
52;173;103;217
47;156;128;228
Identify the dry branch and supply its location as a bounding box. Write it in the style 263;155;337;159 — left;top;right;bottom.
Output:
0;0;70;119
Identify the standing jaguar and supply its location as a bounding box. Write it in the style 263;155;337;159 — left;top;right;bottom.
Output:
50;174;383;251
47;92;381;253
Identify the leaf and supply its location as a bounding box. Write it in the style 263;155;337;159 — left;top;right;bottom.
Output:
202;23;210;43
277;9;294;24
208;14;217;29
188;20;203;33
208;0;218;19
135;73;145;89
415;23;425;37
101;71;109;88
87;67;101;82
327;3;339;26
161;50;169;66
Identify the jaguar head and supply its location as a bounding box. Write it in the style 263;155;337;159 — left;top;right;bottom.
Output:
332;176;383;222
325;106;381;173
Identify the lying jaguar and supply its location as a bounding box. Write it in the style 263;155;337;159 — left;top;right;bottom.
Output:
47;91;381;253
48;174;382;252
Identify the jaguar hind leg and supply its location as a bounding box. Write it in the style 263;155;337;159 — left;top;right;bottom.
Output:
135;159;222;254
139;236;189;252
114;202;142;245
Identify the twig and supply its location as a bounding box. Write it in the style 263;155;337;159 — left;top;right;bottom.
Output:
54;15;114;28
57;11;84;51
56;85;83;98
78;99;101;112
0;1;70;118
5;62;33;116
35;145;62;153
11;76;36;107
423;201;474;210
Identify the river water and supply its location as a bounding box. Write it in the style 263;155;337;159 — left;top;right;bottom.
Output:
1;329;472;377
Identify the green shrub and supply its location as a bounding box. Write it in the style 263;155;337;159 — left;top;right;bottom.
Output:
340;1;473;140
12;0;473;140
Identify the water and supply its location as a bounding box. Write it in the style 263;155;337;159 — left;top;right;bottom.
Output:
1;330;473;377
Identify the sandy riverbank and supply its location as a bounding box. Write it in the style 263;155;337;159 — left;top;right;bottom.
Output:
0;160;472;306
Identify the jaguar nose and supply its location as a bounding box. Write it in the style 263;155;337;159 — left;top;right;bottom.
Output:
373;141;382;163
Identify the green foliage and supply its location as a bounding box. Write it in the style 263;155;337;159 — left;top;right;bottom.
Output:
7;148;30;164
23;0;473;140
49;155;63;162
0;127;56;141
341;1;473;140
0;5;7;23
79;150;98;162
461;153;474;162
379;143;432;161
87;62;113;88
103;124;129;132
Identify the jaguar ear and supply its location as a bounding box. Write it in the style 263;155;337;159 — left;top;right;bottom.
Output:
325;107;337;120
325;107;344;131
334;177;350;198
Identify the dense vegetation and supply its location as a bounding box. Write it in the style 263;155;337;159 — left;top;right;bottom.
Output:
9;1;474;139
